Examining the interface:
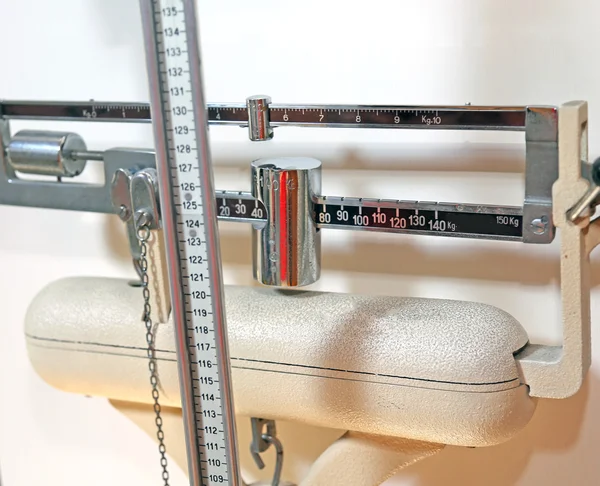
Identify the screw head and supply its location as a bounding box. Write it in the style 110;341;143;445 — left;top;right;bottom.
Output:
134;209;153;229
118;204;130;221
530;217;548;235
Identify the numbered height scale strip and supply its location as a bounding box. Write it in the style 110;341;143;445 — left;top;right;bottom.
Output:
139;1;241;486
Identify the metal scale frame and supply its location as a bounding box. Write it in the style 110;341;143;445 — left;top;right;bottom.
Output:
0;97;560;261
0;78;592;486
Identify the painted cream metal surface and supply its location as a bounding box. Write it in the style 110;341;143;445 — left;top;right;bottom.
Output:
25;277;535;448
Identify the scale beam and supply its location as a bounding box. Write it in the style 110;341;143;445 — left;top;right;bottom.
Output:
0;139;553;245
1;99;527;131
215;192;523;242
0;97;558;246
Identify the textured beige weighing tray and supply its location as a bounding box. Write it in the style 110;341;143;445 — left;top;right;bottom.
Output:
26;278;535;448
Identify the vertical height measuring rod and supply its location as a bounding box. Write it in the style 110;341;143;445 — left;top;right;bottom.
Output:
139;1;240;485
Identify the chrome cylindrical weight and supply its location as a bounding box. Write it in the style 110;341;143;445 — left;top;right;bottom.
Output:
247;95;273;141
251;157;321;287
7;130;87;177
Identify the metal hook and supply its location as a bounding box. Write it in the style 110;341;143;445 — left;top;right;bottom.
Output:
250;418;284;486
568;157;600;222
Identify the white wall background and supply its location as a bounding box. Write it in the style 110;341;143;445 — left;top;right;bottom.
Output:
1;0;600;484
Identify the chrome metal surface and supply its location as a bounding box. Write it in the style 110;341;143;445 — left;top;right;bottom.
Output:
251;157;322;287
522;106;559;243
0;101;559;244
0;99;529;130
0;142;529;243
530;217;549;235
246;96;273;141
7;130;86;177
266;104;525;131
110;166;161;262
130;168;161;231
0;147;153;213
0;99;151;122
139;1;203;483
568;186;600;222
139;0;240;484
71;150;105;161
110;167;142;261
111;168;134;221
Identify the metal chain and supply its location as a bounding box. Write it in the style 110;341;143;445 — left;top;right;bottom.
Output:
137;222;171;486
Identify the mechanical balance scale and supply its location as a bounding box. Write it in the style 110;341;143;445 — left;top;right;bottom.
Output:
2;1;600;486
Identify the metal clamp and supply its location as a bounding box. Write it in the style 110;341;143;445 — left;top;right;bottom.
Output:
110;166;161;274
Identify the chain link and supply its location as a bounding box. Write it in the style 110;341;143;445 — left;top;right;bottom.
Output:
137;223;171;486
